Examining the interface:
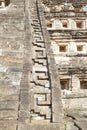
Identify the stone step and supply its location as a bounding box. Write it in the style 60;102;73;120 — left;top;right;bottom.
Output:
0;101;19;110
31;16;38;19
33;27;41;30
0;95;19;102
0;126;16;130
33;55;46;59
0;120;17;130
33;27;41;31
0;110;18;119
32;19;40;23
32;24;40;27
33;59;47;66
33;47;45;52
36;40;45;43
32;42;45;48
34;32;42;35
34;30;42;33
34;35;42;38
33;22;40;25
18;123;60;130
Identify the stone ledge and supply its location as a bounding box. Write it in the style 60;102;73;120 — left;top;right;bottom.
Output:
18;123;64;130
62;93;87;99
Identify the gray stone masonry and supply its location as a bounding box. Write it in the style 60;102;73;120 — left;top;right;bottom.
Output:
0;0;64;130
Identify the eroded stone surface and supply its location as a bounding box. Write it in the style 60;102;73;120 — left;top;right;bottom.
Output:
0;0;63;130
43;0;87;129
1;0;87;130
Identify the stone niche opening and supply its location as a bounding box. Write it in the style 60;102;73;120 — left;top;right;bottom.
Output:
47;23;52;28
5;0;10;6
62;20;67;28
76;21;83;28
80;81;87;89
60;80;69;90
75;7;80;12
77;45;83;52
46;20;52;28
59;45;67;52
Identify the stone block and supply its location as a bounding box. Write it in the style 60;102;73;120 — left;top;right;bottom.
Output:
0;86;8;95
0;110;18;119
18;123;61;130
0;120;17;130
0;95;19;101
0;101;18;110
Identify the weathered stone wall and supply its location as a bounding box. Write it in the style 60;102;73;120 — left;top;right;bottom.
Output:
44;0;87;98
0;0;64;130
43;0;87;129
1;0;87;130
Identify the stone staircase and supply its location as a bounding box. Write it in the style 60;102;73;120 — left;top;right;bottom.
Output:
0;95;19;119
0;0;63;130
0;0;24;129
